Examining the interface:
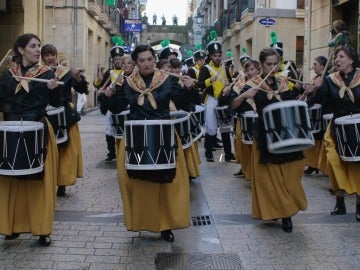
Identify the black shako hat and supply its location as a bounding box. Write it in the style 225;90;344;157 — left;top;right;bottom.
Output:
158;46;178;60
206;41;222;55
193;50;206;60
110;45;125;58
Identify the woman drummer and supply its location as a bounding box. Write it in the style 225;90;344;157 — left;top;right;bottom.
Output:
303;45;360;221
107;44;197;242
230;47;307;233
0;33;60;246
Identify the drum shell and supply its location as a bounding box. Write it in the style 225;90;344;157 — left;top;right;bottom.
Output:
124;119;177;170
240;111;258;144
307;103;322;134
190;105;205;142
0;121;45;176
334;113;360;162
171;111;191;149
262;100;314;154
214;105;233;133
46;106;68;145
110;110;130;139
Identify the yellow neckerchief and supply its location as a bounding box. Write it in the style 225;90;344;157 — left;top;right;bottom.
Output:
10;63;51;94
110;68;122;83
232;77;247;94
205;60;227;98
329;70;360;103
126;69;168;109
248;74;289;101
169;100;177;111
53;64;70;80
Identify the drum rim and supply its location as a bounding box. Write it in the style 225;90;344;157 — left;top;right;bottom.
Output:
242;111;258;117
214;105;229;110
322;113;334;120
0;121;44;131
194;104;205;112
46;106;65;114
334;113;360;124
308;103;321;110
111;110;130;117
263;100;308;113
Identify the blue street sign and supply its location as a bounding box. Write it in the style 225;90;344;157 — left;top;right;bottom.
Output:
259;17;276;26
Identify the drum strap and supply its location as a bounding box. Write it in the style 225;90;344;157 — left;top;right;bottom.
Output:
127;70;169;109
329;71;360;103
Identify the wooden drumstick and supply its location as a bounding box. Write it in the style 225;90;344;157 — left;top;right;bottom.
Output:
13;76;64;85
109;72;127;89
279;76;312;85
156;69;198;83
0;49;12;68
320;53;332;81
257;65;278;89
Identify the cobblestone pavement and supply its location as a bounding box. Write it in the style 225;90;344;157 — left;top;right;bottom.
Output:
1;109;359;270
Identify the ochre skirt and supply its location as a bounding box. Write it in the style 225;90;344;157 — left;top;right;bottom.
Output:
235;119;252;180
324;126;360;194
303;139;322;169
57;123;83;186
183;141;201;178
116;135;190;232
0;120;58;236
251;140;307;220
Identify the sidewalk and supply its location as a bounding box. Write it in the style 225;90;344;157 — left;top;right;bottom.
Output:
0;109;359;270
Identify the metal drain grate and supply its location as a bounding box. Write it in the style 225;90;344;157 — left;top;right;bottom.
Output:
192;215;212;226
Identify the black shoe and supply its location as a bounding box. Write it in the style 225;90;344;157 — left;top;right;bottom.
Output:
304;166;319;175
234;169;244;177
281;217;293;233
330;196;346;215
356;203;360;221
205;151;214;162
5;233;20;240
225;153;236;162
56;186;66;197
160;230;174;242
104;154;116;161
38;235;51;246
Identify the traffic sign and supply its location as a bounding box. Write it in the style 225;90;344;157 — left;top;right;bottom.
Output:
259;17;276;26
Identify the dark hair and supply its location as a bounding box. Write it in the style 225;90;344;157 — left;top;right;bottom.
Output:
157;59;169;69
244;60;260;71
169;57;182;68
332;20;346;34
259;47;280;64
41;44;58;59
131;44;156;62
334;45;359;69
314;56;327;67
12;33;41;64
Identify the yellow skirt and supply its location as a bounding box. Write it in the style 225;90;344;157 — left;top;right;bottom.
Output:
57;123;83;186
183;141;201;178
116;135;190;232
251;140;307;220
325;126;360;194
303;139;322;169
0;121;58;236
234;119;252;180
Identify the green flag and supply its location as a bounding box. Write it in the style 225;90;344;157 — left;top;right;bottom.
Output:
105;0;115;5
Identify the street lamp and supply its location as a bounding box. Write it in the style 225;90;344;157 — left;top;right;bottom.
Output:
146;36;151;45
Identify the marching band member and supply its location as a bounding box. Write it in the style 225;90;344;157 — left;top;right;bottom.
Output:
41;44;89;197
0;33;60;246
198;37;235;162
303;45;360;221
107;44;197;242
94;44;124;161
230;48;307;233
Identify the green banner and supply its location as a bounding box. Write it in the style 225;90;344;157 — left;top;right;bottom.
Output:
105;0;115;5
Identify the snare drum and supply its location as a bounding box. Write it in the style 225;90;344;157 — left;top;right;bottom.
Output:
262;100;314;154
46;106;68;144
322;113;333;131
240;111;258;144
125;119;176;170
190;105;205;142
214;105;233;132
110;110;130;139
307;103;322;133
0;121;44;176
171;111;191;149
334;114;360;162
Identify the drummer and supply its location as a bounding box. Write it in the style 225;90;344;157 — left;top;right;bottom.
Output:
302;45;360;221
41;44;89;197
0;33;60;246
230;47;307;233
107;44;197;242
198;40;235;162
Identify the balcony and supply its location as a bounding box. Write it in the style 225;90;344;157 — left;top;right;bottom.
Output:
295;8;305;19
96;14;107;25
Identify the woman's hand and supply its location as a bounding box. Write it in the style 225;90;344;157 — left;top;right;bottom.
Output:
104;86;115;97
181;75;195;89
47;78;59;90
